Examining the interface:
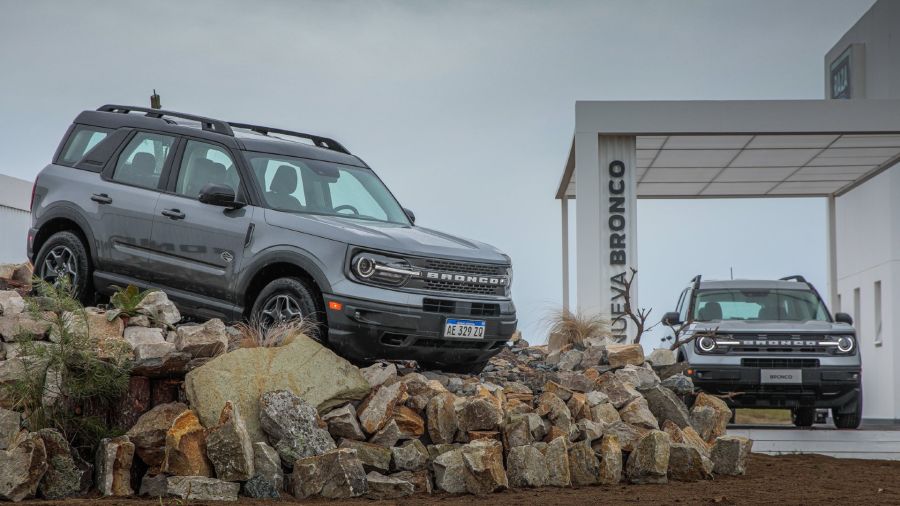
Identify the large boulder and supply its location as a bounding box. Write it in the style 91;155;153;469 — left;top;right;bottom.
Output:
595;372;642;409
614;364;660;390
95;435;134;496
606;343;644;368
322;404;365;441
338;440;391;473
0;291;25;315
184;336;370;442
625;430;670;484
392;439;429;472
174;318;228;358
668;443;713;482
426;392;459;444
366;471;415;499
432;447;468;494
0;407;21;450
136;291;181;326
161;410;213;477
603;420;647;452
691;393;732;442
460;439;508;495
291;448;368;499
259;390;335;466
126;402;189;467
206;401;255;481
567;439;600;486
644;385;692;428
710;435;753;476
620;397;660;430
457;397;504;434
166;476;240;501
662;420;710;458
36;428;86;499
243;442;283;499
357;382;407;435
540;436;571;487
506;444;548;488
0;432;47;502
597;434;623;484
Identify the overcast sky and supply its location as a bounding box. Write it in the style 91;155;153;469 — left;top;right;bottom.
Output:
0;0;876;347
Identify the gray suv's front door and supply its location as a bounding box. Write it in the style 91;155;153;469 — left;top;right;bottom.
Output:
147;139;252;304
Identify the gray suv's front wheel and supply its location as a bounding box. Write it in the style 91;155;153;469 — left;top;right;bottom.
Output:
34;231;93;303
250;277;323;338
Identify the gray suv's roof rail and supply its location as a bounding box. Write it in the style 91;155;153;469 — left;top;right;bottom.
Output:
780;275;808;283
97;104;235;136
228;122;351;155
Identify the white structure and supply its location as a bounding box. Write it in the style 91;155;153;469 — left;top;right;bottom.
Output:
0;174;32;263
557;1;900;422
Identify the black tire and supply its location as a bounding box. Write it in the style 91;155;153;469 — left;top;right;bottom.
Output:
34;231;93;304
833;393;863;429
250;277;323;338
792;407;816;427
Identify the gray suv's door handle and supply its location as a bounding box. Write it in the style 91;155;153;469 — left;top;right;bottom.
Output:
161;208;186;220
90;193;113;205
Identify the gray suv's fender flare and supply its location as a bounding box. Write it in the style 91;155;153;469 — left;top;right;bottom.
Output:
237;246;335;301
32;203;99;266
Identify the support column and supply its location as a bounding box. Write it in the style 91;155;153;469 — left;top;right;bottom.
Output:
561;197;570;312
575;134;638;341
827;194;838;309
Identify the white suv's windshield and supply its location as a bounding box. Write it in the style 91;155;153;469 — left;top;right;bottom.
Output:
693;288;830;322
243;152;409;225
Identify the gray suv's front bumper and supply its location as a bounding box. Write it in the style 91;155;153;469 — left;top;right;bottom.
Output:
323;292;517;368
689;362;861;410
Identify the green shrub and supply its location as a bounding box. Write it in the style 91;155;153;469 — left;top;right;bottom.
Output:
2;277;132;455
106;284;157;322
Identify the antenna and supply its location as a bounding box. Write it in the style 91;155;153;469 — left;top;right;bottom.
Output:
730;267;734;280
150;89;161;110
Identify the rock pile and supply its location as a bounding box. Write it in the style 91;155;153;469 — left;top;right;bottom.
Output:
0;271;753;501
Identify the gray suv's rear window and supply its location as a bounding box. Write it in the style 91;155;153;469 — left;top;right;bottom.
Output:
59;125;111;166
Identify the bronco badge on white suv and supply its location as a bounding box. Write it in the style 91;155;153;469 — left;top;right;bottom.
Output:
663;275;861;429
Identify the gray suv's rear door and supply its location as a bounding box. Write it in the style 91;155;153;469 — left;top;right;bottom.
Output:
147;138;252;304
97;130;178;279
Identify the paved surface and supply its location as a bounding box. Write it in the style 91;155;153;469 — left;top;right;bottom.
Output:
729;424;900;460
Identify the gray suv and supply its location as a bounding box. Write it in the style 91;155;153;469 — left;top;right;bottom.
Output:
28;105;517;373
663;275;861;428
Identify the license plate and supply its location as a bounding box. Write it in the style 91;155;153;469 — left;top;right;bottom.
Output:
760;369;802;384
443;319;486;339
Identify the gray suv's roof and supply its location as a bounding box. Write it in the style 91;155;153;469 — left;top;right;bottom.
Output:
698;279;813;290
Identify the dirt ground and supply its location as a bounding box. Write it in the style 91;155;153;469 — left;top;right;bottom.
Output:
23;453;900;505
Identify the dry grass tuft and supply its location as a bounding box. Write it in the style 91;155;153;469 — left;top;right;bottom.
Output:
543;308;611;352
234;316;319;349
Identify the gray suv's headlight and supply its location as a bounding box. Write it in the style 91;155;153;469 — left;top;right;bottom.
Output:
836;335;855;353
351;252;420;287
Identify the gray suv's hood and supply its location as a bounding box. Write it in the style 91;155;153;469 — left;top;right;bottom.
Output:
692;320;854;334
265;210;509;263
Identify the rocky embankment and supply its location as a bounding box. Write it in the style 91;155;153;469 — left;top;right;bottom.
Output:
0;266;751;502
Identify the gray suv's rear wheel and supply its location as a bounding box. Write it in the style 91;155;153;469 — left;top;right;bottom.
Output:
250;277;322;338
34;231;92;303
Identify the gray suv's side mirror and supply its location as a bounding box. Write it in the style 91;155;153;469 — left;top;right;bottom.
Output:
403;208;416;224
199;183;243;208
835;312;854;325
662;311;682;326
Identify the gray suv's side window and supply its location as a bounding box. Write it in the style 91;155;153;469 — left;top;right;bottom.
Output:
59;125;111;166
175;140;241;199
112;132;176;190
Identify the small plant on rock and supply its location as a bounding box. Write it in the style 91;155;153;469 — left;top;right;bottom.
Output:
234;316;319;348
543;308;610;352
2;277;133;455
106;284;157;322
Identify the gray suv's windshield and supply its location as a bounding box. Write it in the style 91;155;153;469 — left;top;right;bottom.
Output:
244;151;410;225
694;288;830;322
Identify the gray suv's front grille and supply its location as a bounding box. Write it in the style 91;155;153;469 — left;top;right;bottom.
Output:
404;258;510;297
